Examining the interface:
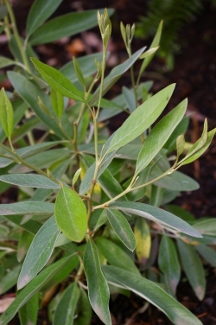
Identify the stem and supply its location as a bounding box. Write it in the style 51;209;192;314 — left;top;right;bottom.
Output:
93;167;175;210
5;0;31;72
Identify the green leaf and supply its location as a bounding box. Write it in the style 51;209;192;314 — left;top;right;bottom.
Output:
83;240;111;325
26;0;63;37
158;236;181;296
103;265;203;325
196;244;216;267
136;99;187;174
0;174;60;189
31;58;85;103
134;218;151;264
98;168;126;199
139;21;163;75
96;237;139;274
29;9;114;45
17;231;34;262
54;186;87;242
18;216;61;290
60;52;104;82
74;288;92;325
89;47;146;105
122;86;136;112
104;84;175;154
0;88;14;140
177;239;206;300
8;71;66;139
53;282;80;325
106;209;136;251
50;88;64;119
73;57;86;87
110;201;202;238
0;56;16;69
0;255;78;325
0;201;54;216
192;218;216;236
18;293;39;325
0;265;21;295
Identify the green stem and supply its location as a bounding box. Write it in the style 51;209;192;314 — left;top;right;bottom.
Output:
93;167;175;210
5;0;31;72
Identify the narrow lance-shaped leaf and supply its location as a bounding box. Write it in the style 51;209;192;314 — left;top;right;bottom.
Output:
26;0;63;37
177;239;206;300
134;218;151;264
104;84;176;155
96;237;139;275
138;21;163;76
0;255;78;325
103;265;203;325
18;293;39;325
0;56;16;69
0;88;14;141
29;9;114;45
107;209;136;251
31;58;86;103
50;88;64;119
53;282;80;325
18;216;61;290
0;201;54;216
54;186;87;242
158;236;181;296
136;98;187;175
74;288;92;325
0;174;60;189
83;239;111;325
109;201;202;238
89;47;146;105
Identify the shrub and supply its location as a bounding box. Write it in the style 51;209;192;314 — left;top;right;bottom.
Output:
0;1;215;324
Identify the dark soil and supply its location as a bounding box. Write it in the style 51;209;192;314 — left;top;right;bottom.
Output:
1;0;216;324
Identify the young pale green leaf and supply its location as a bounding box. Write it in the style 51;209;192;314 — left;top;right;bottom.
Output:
138;21;163;76
109;202;202;238
0;56;16;69
107;209;136;251
53;282;80;325
72;168;82;186
134;218;151;264
104;84;175;154
31;58;86;103
176;134;186;158
179;128;216;166
60;52;103;82
196;244;216;267
18;293;39;325
158;236;181;296
84;239;111;325
18;216;60;290
136;98;187;174
96;237;139;274
0;265;21;295
74;288;92;325
0;201;54;216
0;88;14;140
8;72;66;139
0;255;78;325
50;88;64;119
0;174;60;189
29;9;114;45
26;0;63;37
177;239;206;300
192;218;216;236
103;265;203;325
54;186;87;242
73;57;86;87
